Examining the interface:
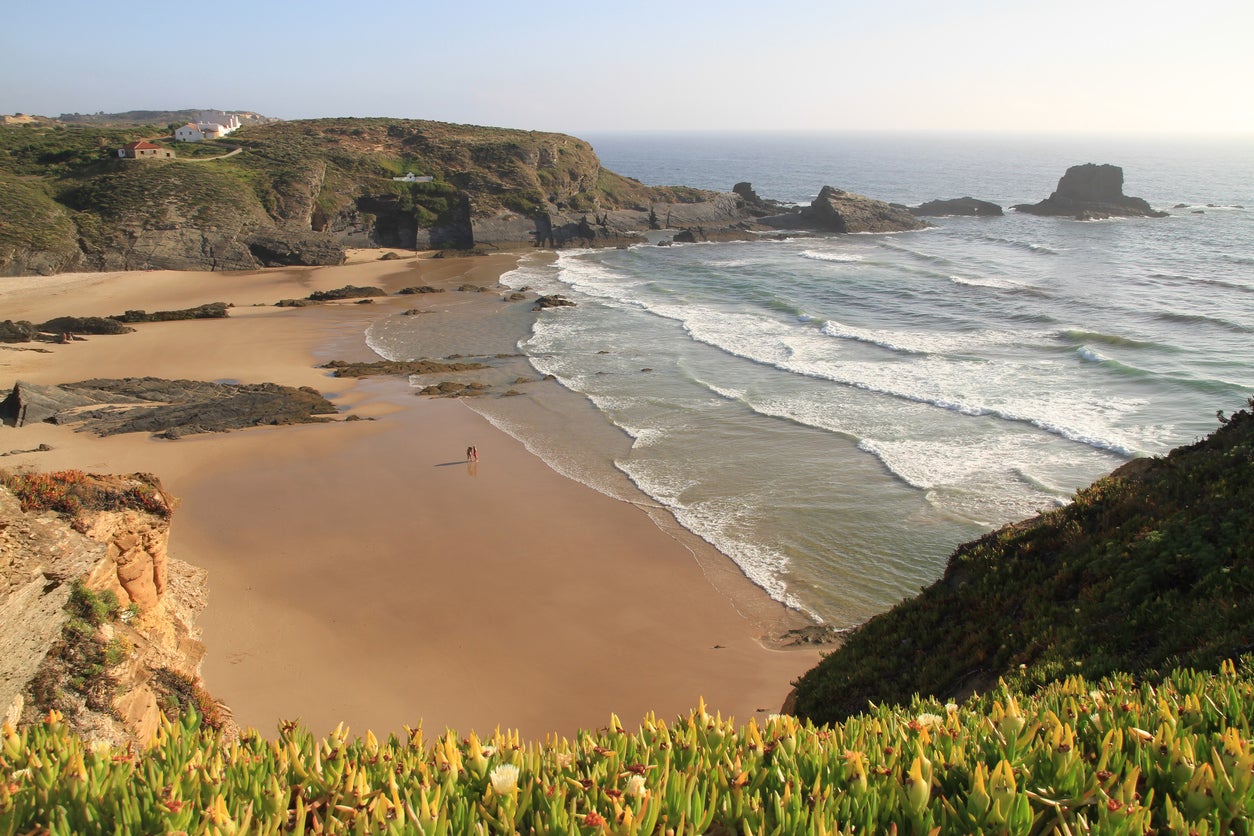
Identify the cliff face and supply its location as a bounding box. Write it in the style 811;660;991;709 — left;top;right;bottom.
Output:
0;473;215;747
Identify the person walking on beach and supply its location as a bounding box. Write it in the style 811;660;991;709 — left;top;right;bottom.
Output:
467;445;474;461
471;445;478;461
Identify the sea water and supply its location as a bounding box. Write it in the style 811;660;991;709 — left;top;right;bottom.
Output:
377;133;1254;628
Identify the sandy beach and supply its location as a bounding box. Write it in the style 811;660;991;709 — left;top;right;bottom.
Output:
0;250;821;740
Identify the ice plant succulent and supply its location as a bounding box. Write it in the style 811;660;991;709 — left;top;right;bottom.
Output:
3;665;1254;833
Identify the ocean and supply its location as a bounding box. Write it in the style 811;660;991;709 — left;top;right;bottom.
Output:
372;132;1254;628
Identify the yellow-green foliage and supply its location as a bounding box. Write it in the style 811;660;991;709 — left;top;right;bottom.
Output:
4;663;1254;834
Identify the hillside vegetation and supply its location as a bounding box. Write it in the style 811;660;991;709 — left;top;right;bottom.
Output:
0;118;728;276
791;401;1254;726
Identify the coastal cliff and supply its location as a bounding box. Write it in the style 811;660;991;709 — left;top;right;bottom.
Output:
0;119;761;276
0;472;221;747
0;118;948;276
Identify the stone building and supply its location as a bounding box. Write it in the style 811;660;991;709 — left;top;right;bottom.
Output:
117;140;174;159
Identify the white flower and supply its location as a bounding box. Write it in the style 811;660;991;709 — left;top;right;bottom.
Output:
488;763;520;795
554;752;574;769
625;774;647;798
916;713;943;728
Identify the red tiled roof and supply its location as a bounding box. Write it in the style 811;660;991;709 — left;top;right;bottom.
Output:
121;140;163;150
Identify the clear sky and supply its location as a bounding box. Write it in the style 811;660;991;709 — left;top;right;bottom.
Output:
3;0;1251;136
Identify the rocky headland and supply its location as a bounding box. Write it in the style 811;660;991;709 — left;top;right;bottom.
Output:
1015;163;1168;219
2;119;942;277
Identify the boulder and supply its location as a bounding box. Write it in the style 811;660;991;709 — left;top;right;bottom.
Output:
0;320;38;343
533;295;576;310
38;317;135;336
910;197;1004;217
1014;164;1168;219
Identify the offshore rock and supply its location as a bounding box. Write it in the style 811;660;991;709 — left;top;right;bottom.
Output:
760;186;929;233
1014;164;1168;219
533;295;576;310
911;197;1004;217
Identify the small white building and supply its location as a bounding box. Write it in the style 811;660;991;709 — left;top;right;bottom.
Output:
175;112;243;143
174;123;204;142
393;173;434;183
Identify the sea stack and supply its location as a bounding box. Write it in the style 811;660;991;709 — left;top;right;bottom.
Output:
1015;164;1167;220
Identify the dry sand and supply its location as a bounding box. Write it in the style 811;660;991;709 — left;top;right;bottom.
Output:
0;251;821;740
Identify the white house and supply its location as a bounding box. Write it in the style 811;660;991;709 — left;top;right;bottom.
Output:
175;112;243;143
174;123;204;142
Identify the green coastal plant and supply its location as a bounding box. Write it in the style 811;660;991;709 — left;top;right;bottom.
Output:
4;664;1253;833
791;399;1254;726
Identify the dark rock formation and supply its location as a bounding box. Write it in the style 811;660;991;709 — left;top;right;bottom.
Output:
533;295;576;310
277;286;386;306
398;286;445;295
1;378;337;437
244;231;347;268
760;186;929;233
415;381;491;397
38;317;135;336
110;303;229;323
1014;164;1168;219
0;321;38;343
910;197;1004;217
308;285;385;302
732;182;762;203
320;359;486;378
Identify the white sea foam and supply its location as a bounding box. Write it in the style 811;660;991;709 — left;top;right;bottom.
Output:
799;250;866;263
1077;346;1107;363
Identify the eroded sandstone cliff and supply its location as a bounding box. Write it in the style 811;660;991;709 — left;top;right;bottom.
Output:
0;473;220;747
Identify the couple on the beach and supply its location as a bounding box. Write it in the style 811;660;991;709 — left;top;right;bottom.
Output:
466;445;478;462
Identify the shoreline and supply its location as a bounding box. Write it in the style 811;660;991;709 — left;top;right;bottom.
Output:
0;249;822;739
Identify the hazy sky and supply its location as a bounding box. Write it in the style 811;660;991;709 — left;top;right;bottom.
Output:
3;0;1251;135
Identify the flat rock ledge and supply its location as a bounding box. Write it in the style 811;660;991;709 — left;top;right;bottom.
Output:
1;379;338;438
320;359;487;378
910;197;1004;217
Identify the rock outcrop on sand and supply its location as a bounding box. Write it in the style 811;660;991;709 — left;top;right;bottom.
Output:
1;378;338;437
760;186;929;234
910;197;1004;217
1014;164;1168;219
2;305;230;344
0;473;217;746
